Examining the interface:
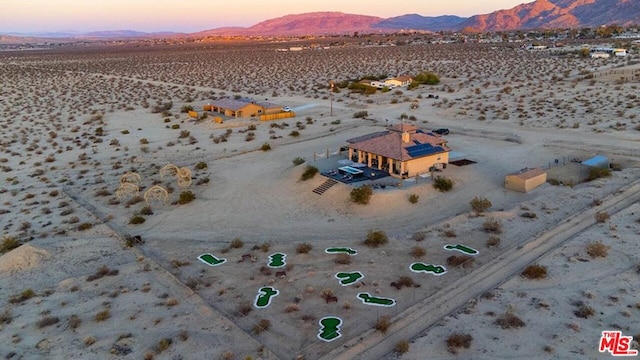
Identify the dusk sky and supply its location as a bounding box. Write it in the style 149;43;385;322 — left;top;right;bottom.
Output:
2;0;529;34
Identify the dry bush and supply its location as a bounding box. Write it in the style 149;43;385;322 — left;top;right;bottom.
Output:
285;304;300;313
586;241;610;258
259;266;272;276
253;319;271;334
443;229;457;238
320;288;335;301
0;310;12;324
236;302;252;316
482;218;503;234
395;340;410;354
86;265;118;281
412;232;426;242
68;314;81;329
156;338;172;353
486;236;500;248
9;288;35;304
410;246;426;258
84;336;96;346
374;315;391;334
334;253;352;265
494;312;526;329
296;242;312;254
470;196;492;214
574;305;595;319
446;255;474;268
446;332;473;354
521;264;547;280
364;230;388;247
0;236;21;254
37;316;60;328
95;309;111;322
230;238;244;249
595;211;610;223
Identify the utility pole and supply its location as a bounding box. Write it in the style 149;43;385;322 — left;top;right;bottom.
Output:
329;80;335;116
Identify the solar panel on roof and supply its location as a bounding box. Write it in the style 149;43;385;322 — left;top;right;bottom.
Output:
406;144;444;158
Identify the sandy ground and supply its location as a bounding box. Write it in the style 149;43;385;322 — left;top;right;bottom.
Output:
0;40;639;359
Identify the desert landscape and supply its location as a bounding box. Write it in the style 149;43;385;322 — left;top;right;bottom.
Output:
1;37;639;360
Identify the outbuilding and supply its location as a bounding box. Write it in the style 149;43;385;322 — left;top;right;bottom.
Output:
505;167;547;193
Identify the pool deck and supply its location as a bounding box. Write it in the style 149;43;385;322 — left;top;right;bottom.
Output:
321;166;391;185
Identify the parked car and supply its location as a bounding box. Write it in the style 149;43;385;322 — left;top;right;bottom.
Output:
282;106;292;112
432;128;450;135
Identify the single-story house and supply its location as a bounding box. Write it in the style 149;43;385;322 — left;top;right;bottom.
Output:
581;155;609;169
385;76;413;87
346;123;450;178
505;167;547;193
209;98;283;118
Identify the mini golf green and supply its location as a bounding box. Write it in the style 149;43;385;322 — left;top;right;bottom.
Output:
410;262;447;276
267;253;286;268
444;244;479;255
325;247;357;255
254;286;279;309
335;271;364;286
197;253;226;267
318;316;342;342
356;292;396;307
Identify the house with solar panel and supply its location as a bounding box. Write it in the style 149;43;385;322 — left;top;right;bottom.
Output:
209;98;284;118
346;123;450;179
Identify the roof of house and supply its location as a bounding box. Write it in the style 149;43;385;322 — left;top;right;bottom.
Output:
347;125;449;161
506;167;546;180
212;98;282;111
392;75;413;82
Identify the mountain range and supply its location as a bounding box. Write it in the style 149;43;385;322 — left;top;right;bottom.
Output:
4;0;640;39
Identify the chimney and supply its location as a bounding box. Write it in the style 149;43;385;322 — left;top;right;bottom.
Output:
402;132;410;143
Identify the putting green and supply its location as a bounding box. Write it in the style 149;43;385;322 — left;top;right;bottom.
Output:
325;247;357;255
356;292;396;307
254;286;279;309
444;244;479;255
318;316;342;342
267;253;286;268
198;253;226;267
335;271;364;286
410;262;447;276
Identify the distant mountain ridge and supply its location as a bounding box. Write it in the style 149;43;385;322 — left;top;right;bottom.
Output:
3;0;639;40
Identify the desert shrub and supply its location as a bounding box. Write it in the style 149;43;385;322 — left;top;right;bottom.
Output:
180;105;194;113
237;302;252;316
521;212;537;219
443;229;456;238
253;319;271;334
296;243;312;254
95;309;111;322
87;265;118;281
125;195;144;206
433;176;454;192
9;288;35;304
447;255;474;268
0;236;21;254
353;110;369;119
129;215;145;225
486;236;501;247
574;305;595;318
195;161;207;170
364;230;388;247
350;185;373;205
375;316;391;334
494;312;526;329
178;191;195;204
230;238;243;249
482;218;503;234
408;194;419;204
470;197;492;213
300;165;319;181
412;232;426;242
396;276;416;288
521;264;547;279
292;157;306;166
171;124;180;129
156;338;172;352
289;130;300;137
37;316;60;328
595;211;610;223
446;332;472;354
68;314;82;329
334;253;352;264
586;241;610;258
411;246;426;258
285;303;300;313
587;167;611;181
140;206;153;215
0;310;13;324
395;340;410;354
320;288;335;302
77;222;93;231
140;138;149;145
261;142;271;151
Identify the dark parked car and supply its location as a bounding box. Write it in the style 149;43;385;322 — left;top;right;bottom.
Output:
432;128;450;135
